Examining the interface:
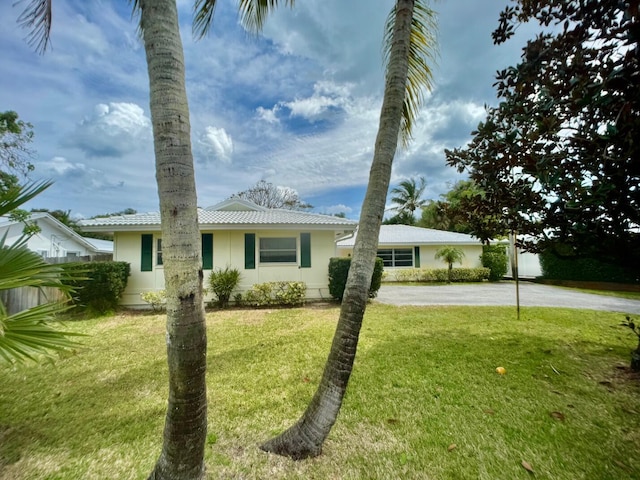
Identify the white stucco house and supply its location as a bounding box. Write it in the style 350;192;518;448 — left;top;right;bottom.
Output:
0;212;113;258
337;224;486;270
79;198;357;307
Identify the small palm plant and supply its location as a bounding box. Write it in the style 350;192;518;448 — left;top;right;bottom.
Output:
435;246;465;283
621;316;640;371
208;266;241;308
0;181;82;363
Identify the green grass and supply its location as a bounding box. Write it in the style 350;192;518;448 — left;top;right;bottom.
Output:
1;305;639;479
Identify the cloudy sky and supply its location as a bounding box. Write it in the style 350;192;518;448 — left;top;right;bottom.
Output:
0;0;537;219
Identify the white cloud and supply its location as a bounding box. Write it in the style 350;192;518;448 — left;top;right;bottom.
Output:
320;204;353;214
40;157;86;176
67;102;151;158
284;81;352;120
197;126;234;164
256;106;280;124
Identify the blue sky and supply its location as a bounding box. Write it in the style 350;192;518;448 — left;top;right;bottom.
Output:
0;0;537;219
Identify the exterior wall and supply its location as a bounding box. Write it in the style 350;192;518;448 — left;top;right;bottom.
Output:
337;244;484;270
116;229;338;307
418;245;483;269
0;220;94;258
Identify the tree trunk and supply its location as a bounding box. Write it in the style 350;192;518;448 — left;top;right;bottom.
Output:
140;1;208;479
260;0;415;460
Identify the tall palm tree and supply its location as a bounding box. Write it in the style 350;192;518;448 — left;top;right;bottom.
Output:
17;1;292;478
261;0;437;459
390;176;427;224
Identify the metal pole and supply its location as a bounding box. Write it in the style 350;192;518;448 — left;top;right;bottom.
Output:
510;231;520;321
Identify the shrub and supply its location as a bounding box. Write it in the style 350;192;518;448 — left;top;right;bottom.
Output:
244;281;306;307
62;261;130;315
540;251;638;283
481;244;508;281
208;266;241;308
384;267;490;283
328;257;384;301
140;290;166;312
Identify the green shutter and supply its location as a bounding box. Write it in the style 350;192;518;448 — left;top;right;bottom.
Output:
202;233;213;270
300;233;311;268
141;234;153;272
414;246;420;268
244;233;255;269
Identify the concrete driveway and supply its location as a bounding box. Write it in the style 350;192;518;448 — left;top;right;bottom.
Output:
375;281;640;314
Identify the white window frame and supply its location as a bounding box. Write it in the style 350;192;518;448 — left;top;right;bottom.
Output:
259;236;297;264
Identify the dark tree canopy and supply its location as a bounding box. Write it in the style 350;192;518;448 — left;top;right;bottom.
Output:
418;179;494;236
0;111;35;177
231;180;312;210
445;0;640;272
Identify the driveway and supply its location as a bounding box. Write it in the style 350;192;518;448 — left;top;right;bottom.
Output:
375;281;640;314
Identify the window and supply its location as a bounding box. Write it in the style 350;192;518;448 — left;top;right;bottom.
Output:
156;238;163;265
259;237;297;263
377;248;413;267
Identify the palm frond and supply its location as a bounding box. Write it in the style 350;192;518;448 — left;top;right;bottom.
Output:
384;0;438;147
16;0;53;54
193;0;218;40
0;301;82;363
0;241;74;292
0;179;52;217
238;0;295;34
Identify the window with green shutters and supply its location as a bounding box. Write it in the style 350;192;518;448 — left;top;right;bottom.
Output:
201;233;213;270
377;248;414;267
414;246;421;268
259;237;297;263
141;234;153;271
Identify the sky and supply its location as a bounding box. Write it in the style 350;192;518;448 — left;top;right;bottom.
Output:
0;0;538;220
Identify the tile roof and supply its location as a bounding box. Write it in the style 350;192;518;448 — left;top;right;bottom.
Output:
79;207;358;231
337;224;482;246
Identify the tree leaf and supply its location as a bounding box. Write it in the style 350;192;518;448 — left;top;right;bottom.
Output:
521;460;535;473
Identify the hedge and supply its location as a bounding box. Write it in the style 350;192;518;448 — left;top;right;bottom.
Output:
384;267;490;283
62;261;130;315
328;257;384;301
539;251;638;283
481;244;508;281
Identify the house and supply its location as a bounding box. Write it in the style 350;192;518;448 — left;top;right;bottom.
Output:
336;224;486;270
79;198;357;307
0;212;113;258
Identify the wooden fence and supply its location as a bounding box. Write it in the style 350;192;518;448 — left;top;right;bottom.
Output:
0;286;67;315
45;254;112;264
1;254;112;315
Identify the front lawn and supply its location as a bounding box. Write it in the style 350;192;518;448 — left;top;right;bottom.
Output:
1;304;638;479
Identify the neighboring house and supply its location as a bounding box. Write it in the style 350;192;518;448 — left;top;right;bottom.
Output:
79;198;357;307
337;224;486;270
0;212;113;258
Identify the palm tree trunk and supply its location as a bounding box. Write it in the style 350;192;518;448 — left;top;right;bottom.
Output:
139;1;208;479
260;0;415;460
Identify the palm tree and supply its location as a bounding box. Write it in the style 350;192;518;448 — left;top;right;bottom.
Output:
261;0;437;459
390;176;427;224
17;1;293;478
0;180;81;363
435;246;465;283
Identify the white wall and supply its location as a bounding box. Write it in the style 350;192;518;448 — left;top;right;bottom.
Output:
1;219;93;257
115;229;339;306
337;244;484;269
